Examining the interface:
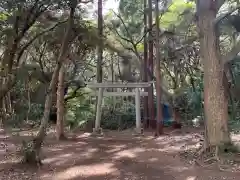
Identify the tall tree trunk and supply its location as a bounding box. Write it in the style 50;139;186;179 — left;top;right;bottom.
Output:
97;0;103;83
155;0;163;135
21;1;77;165
26;77;31;122
94;0;103;132
197;7;230;147
56;66;66;140
147;0;155;129
143;0;149;129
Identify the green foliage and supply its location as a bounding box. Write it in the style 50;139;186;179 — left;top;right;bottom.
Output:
160;0;195;29
172;74;204;123
12;103;43;126
116;0;144;45
0;12;8;21
101;99;136;130
6;78;44;127
66;87;95;129
66;90;137;130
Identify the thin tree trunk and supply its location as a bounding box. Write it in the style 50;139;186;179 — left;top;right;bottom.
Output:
110;53;116;107
155;0;163;136
2;99;7;125
7;92;12;115
25;77;31;122
94;0;103;132
56;66;66;140
198;9;230;147
147;0;155;129
21;1;77;165
97;0;103;83
143;0;149;129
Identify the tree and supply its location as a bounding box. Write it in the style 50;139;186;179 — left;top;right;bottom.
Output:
56;65;66;140
147;0;155;128
143;0;149;128
107;0;197;130
0;0;55;102
21;0;77;164
94;0;104;133
97;0;103;83
155;0;163;135
196;0;235;149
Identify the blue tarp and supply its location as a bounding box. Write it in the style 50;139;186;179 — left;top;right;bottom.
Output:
162;104;173;125
154;103;172;125
162;104;171;120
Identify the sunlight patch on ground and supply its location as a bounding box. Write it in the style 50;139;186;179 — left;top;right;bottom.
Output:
155;143;186;153
153;134;201;153
0;135;9;139
106;144;127;153
164;165;190;172
142;135;155;140
75;141;88;145
155;135;196;145
88;147;99;153
186;176;196;180
44;148;99;165
52;163;118;180
43;153;73;164
46;141;87;150
21;132;36;136
47;147;64;152
0;159;19;165
148;157;159;162
40;173;53;180
112;147;145;160
80;148;99;157
184;143;201;151
77;133;92;138
43;157;63;164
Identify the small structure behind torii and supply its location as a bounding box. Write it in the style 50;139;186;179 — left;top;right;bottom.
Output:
86;82;153;135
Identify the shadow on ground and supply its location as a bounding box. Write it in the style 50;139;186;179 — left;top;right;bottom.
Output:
0;128;239;180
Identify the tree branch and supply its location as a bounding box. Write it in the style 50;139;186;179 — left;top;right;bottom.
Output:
18;0;49;40
16;20;67;65
37;42;49;82
112;11;136;46
111;27;133;44
162;61;176;86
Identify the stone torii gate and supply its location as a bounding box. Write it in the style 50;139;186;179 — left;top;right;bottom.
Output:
86;82;153;135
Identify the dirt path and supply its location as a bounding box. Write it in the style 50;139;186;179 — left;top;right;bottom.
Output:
0;129;240;180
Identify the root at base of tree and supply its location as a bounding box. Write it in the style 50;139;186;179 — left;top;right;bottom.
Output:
20;139;43;167
56;134;67;141
195;145;220;167
194;143;240;171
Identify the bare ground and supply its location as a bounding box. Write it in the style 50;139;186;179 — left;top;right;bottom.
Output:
0;127;240;180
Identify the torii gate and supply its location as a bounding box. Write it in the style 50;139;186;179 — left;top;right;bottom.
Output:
86;82;153;135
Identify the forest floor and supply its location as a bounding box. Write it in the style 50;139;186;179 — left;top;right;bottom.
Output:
0;127;240;180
